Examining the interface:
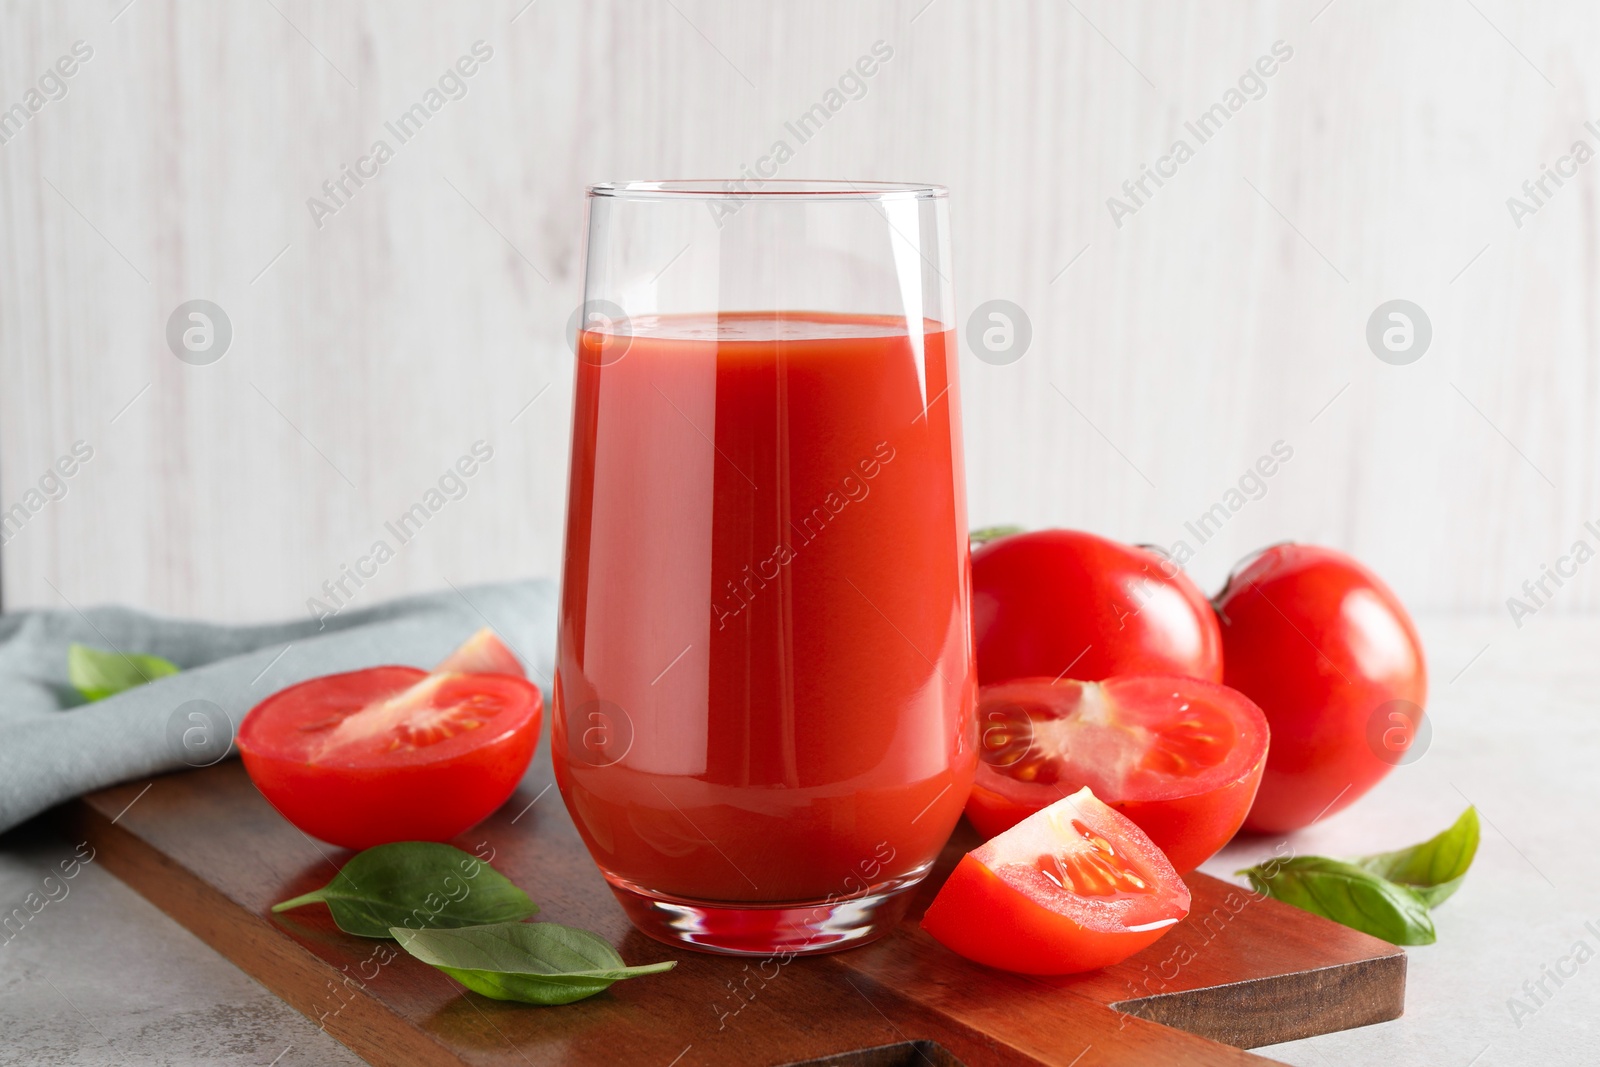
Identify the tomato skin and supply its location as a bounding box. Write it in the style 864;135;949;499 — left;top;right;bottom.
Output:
237;666;542;850
240;734;537;850
1103;778;1261;873
967;777;1263;875
972;530;1223;685
922;854;1172;974
963;676;1268;872
923;789;1189;975
1215;544;1427;834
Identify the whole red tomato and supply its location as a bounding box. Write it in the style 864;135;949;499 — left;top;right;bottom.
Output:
1214;544;1427;834
971;529;1223;685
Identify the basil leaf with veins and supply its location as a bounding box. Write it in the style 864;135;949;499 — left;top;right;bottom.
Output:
1239;856;1437;945
272;842;536;938
1353;807;1479;908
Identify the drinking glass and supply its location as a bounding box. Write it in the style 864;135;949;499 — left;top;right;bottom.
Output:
553;180;976;955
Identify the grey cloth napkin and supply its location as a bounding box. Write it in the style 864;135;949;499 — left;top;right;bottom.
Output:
0;580;557;836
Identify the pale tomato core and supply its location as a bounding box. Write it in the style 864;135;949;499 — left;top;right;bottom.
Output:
981;678;1248;801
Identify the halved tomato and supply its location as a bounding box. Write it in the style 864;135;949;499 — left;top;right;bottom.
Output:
922;787;1189;974
965;676;1268;873
237;633;541;850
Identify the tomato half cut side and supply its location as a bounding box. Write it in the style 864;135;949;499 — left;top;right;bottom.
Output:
965;676;1269;872
923;787;1189;974
237;665;542;850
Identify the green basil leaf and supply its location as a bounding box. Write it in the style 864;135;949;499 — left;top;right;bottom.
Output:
68;643;180;701
969;525;1025;546
1239;856;1436;945
1354;807;1478;908
272;842;536;938
390;921;676;1005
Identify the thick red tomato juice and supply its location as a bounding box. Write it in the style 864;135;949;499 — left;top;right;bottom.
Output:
554;311;976;947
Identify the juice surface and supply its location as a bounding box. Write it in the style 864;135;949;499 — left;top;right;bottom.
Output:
554;312;976;903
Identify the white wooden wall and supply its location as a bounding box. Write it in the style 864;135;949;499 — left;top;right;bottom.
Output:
2;0;1597;624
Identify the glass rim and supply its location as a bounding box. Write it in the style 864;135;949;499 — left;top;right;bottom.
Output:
587;179;947;201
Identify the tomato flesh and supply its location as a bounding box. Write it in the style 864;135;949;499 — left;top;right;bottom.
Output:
238;659;541;850
1214;544;1427;834
435;626;526;678
923;787;1189;974
966;676;1268;872
972;529;1223;686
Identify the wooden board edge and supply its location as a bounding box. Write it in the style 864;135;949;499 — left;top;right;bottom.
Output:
832;939;1294;1066
1108;951;1407;1049
59;797;459;1067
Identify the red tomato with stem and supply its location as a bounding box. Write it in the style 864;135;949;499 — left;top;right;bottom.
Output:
1214;544;1427;834
966;676;1268;872
238;633;541;850
922;787;1190;975
972;530;1223;685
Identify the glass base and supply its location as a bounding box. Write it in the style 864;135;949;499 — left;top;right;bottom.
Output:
604;864;932;957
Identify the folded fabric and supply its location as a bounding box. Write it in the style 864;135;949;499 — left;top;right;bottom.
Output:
0;580;556;837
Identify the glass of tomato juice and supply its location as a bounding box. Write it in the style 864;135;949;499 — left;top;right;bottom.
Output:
553;181;976;955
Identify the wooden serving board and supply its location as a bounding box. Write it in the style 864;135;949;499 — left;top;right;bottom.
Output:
64;755;1405;1067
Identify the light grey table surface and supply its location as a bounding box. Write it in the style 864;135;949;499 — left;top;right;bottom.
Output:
0;614;1593;1067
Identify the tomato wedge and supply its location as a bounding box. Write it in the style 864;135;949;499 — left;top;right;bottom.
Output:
965;676;1268;873
922;787;1189;974
237;632;541;850
435;626;528;677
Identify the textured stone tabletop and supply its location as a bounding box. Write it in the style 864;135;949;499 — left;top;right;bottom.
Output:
1;614;1593;1066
